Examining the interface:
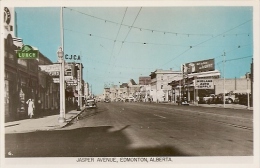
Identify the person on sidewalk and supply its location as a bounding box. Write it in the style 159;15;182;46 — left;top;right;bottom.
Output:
26;99;35;119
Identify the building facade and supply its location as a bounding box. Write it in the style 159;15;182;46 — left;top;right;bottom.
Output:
139;76;151;85
150;69;183;102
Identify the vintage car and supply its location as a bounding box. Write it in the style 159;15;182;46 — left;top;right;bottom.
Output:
86;99;97;108
181;97;189;106
104;99;110;103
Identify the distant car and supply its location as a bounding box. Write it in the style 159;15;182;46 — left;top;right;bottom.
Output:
86;99;97;108
181;97;189;106
104;99;110;103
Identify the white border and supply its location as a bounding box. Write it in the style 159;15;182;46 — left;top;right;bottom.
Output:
0;1;259;168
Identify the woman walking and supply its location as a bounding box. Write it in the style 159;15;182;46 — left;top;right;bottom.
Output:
26;99;35;118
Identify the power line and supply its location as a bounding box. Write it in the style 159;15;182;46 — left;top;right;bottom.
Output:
111;7;128;56
160;19;252;66
117;7;142;56
106;7;128;80
193;19;252;48
64;7;251;38
108;7;143;81
64;28;250;48
224;55;252;62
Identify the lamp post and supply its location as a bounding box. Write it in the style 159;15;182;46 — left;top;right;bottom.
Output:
57;47;66;123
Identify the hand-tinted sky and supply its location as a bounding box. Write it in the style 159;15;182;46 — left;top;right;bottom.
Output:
15;6;253;95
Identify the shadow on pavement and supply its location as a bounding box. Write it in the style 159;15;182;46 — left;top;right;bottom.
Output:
5;126;187;157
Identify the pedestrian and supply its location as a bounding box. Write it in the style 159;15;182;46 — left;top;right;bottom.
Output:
26;99;35;119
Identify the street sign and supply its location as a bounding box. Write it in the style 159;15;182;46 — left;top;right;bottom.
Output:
195;79;214;89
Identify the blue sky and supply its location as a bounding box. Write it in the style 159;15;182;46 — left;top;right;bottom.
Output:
15;6;253;95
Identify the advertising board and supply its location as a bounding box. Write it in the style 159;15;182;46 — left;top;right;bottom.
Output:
184;58;215;74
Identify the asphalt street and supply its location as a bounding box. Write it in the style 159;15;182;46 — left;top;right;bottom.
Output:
5;102;253;157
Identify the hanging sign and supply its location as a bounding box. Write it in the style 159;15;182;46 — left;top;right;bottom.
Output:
39;64;60;72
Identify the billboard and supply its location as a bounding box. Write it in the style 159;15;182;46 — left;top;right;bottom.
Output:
184;59;215;74
195;79;214;89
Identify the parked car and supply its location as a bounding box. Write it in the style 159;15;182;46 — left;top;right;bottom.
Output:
86;99;97;108
181;97;189;106
224;93;236;104
216;93;236;104
202;94;215;104
104;99;110;103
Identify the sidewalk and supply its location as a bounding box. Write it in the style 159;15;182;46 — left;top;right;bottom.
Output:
169;102;253;111
5;107;86;134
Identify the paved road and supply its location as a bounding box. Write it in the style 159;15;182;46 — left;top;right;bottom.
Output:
5;102;253;157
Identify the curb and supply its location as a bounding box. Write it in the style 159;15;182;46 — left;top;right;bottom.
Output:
61;107;86;128
161;102;253;111
187;104;253;110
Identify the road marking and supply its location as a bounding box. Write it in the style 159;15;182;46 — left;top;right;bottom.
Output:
153;114;166;119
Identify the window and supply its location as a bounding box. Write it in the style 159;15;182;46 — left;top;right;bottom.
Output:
161;76;163;80
161;85;163;89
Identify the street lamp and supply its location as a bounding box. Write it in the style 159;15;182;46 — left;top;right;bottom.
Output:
57;47;66;123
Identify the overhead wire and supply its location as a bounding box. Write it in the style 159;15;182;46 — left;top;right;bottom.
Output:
116;7;143;57
106;7;128;78
63;27;251;48
109;7;143;77
63;7;252;89
160;19;252;66
64;7;251;38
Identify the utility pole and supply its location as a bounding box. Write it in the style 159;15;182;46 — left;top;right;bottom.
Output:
182;64;186;102
246;72;250;110
223;52;226;108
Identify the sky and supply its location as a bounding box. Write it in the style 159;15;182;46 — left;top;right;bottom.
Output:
14;6;253;95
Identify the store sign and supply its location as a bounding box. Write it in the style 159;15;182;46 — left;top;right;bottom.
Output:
17;45;39;59
195;79;214;89
66;79;78;86
49;71;60;76
4;7;14;37
39;64;60;72
4;7;11;25
65;54;81;60
53;78;60;83
184;59;215;74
